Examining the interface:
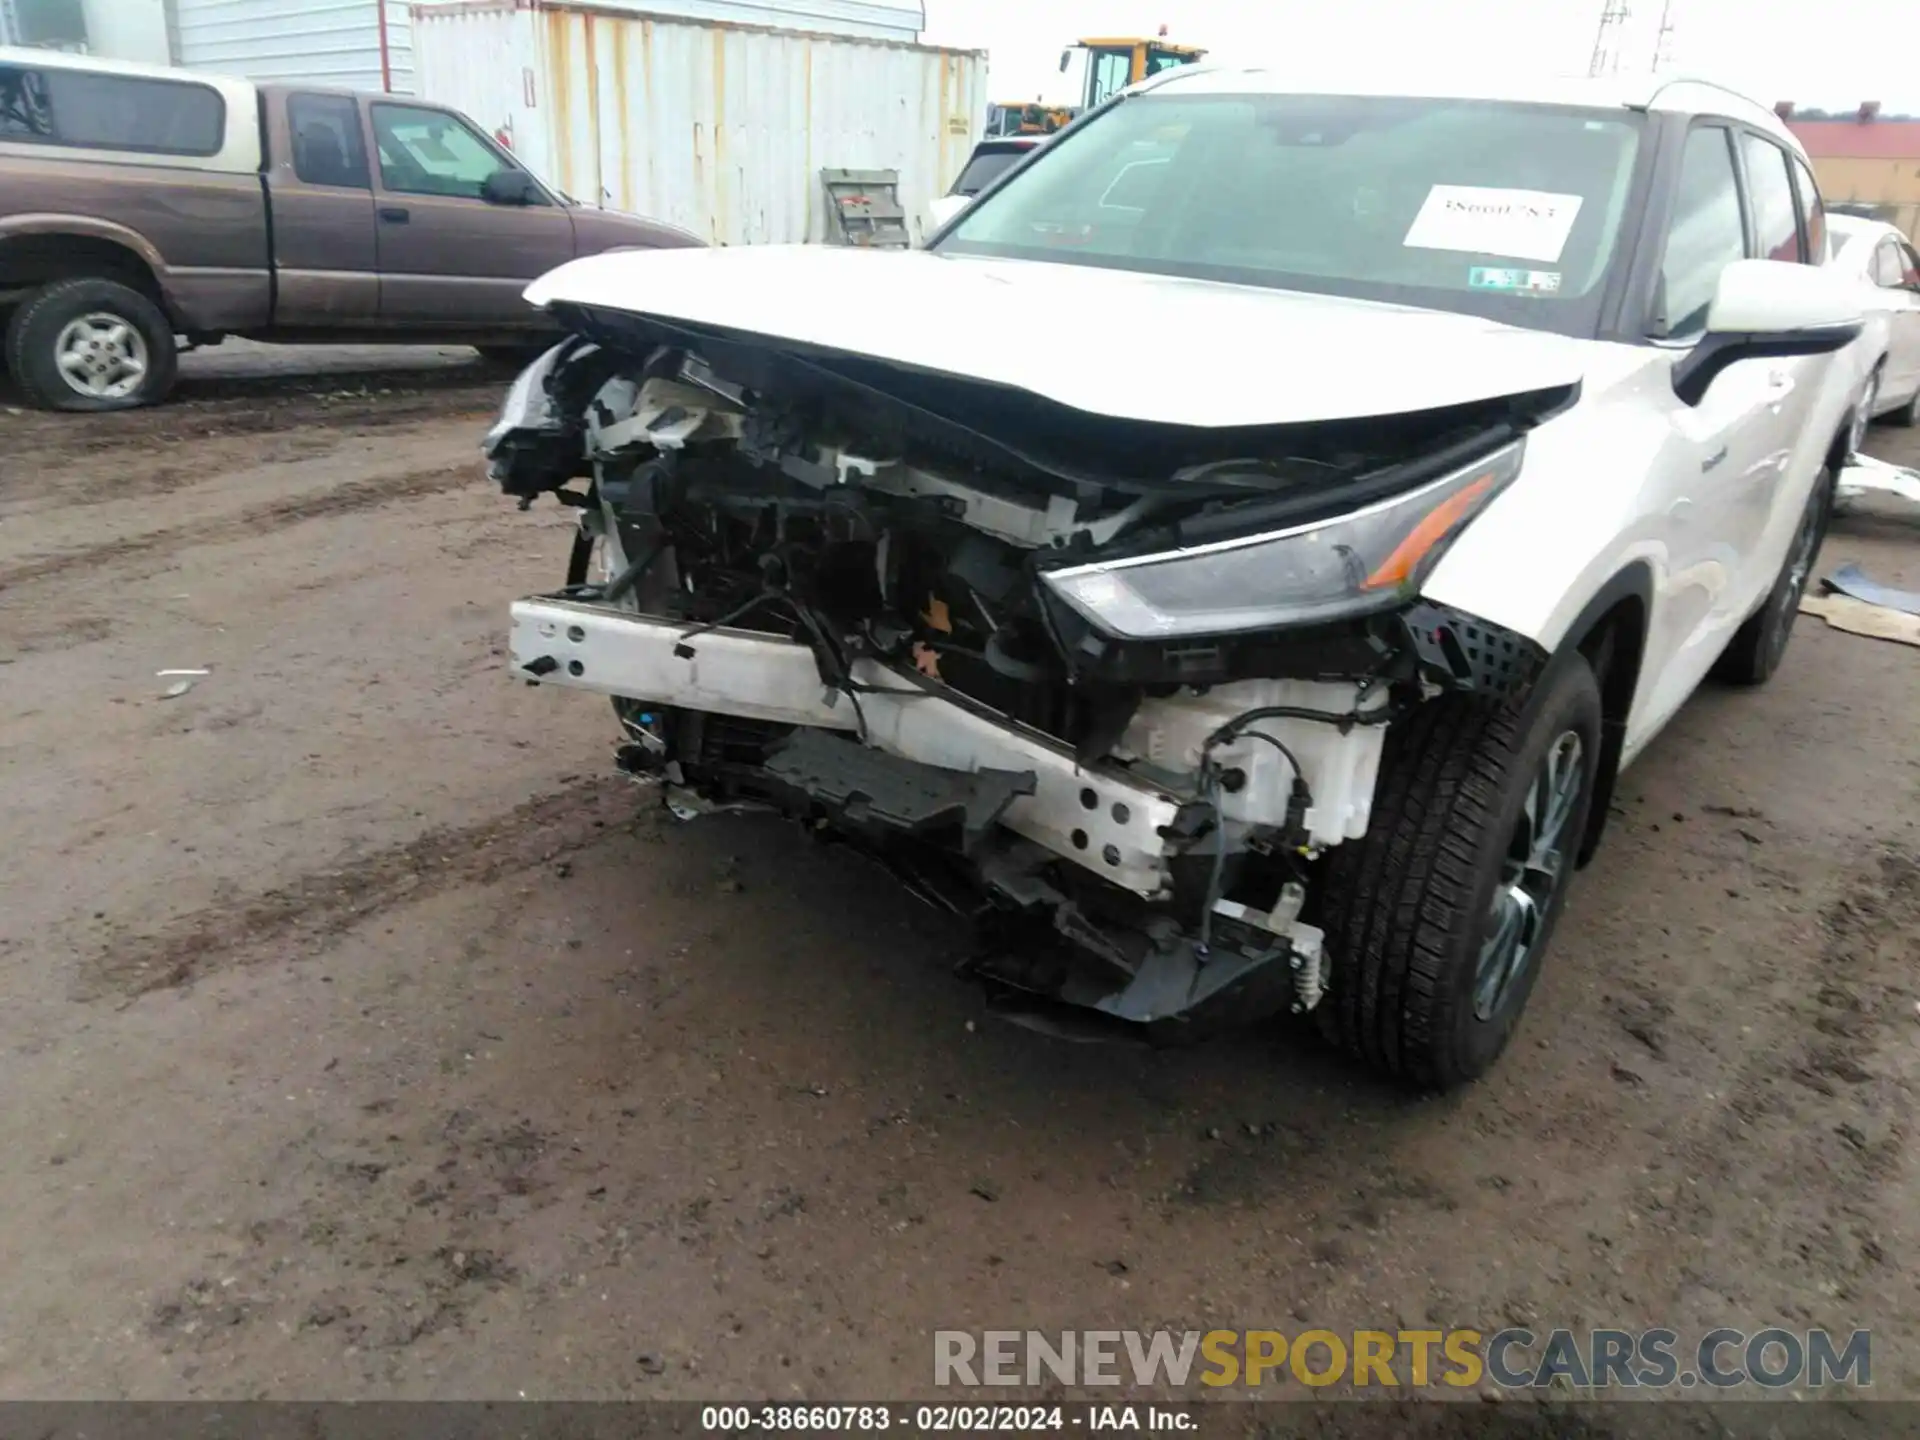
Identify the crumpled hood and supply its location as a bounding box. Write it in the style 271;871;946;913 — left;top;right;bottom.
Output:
525;244;1589;430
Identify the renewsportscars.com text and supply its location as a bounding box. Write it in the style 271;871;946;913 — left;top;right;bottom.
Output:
934;1328;1871;1390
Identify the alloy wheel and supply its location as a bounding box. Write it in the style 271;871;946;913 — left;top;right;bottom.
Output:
1473;730;1584;1021
53;313;149;401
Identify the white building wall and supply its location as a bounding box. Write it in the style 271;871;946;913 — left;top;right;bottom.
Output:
81;0;171;63
170;0;414;91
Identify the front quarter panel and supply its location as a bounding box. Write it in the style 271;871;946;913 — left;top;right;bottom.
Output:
1421;346;1678;660
1420;345;1734;752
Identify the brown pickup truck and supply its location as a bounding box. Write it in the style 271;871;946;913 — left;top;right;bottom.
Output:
0;47;700;411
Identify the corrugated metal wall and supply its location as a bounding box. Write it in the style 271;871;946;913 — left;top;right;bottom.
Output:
537;0;922;43
412;2;984;246
409;2;522;141
171;0;415;91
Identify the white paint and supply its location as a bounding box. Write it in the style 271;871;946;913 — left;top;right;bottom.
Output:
1704;257;1862;335
526;243;1589;426
1826;212;1920;416
1115;680;1388;842
1402;185;1585;264
411;1;985;244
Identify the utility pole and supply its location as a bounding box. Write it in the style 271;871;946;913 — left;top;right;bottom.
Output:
1653;0;1678;72
1588;0;1632;77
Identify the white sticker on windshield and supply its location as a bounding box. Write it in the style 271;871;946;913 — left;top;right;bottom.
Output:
1402;185;1585;263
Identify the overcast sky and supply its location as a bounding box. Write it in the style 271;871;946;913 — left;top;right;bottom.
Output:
920;0;1911;115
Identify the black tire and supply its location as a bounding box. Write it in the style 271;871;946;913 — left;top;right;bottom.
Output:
1711;464;1834;686
3;277;178;412
1317;655;1603;1089
1888;380;1920;428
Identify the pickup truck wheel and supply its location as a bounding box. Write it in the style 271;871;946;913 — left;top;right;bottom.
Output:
4;278;178;412
1315;655;1602;1089
1711;464;1833;686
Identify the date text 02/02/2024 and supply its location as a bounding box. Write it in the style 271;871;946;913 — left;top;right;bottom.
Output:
699;1404;1196;1432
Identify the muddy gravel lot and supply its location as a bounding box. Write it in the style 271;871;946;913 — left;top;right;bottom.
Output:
2;345;1919;1409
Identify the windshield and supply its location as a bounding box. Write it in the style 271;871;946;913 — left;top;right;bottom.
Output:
934;92;1646;337
953;147;1031;197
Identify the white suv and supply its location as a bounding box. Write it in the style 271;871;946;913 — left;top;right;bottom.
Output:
483;71;1869;1088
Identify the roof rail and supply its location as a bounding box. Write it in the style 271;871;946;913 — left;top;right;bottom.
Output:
1645;73;1776;117
1129;60;1222;97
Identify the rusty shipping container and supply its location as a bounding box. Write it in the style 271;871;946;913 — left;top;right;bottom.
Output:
409;0;985;246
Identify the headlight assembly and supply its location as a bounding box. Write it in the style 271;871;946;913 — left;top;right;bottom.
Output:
1040;439;1525;639
482;340;580;455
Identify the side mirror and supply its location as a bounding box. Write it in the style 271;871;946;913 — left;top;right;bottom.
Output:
483;169;539;206
1059;50;1071;72
928;193;971;230
1672;259;1865;406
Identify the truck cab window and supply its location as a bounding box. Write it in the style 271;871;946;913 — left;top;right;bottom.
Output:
1;65;221;155
288;93;369;189
371;103;532;202
1087;50;1132;108
0;66;54;140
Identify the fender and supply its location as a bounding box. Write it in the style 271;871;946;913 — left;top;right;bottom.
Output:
0;213;174;304
1538;561;1656;866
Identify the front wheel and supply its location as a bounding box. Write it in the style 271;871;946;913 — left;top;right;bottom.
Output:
1317;655;1603;1089
3;277;178;412
1711;465;1833;686
1888;379;1920;428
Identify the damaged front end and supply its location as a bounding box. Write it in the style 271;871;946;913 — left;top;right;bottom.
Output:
487;316;1560;1039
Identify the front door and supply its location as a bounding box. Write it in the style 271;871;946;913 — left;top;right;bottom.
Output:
270;91;380;326
366;100;576;326
1730;132;1827;596
1636;124;1808;740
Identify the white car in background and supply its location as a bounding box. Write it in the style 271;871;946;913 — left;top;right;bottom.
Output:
483;70;1871;1089
1827;211;1920;437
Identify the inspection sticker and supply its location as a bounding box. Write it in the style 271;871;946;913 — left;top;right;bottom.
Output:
1469;266;1562;293
1403;185;1584;263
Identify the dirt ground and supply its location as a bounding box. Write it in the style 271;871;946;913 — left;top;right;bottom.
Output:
2;343;1919;1407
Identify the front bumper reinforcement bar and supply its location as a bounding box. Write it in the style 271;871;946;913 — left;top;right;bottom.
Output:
510;597;1188;896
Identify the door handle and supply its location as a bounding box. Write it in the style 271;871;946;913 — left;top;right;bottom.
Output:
378;206;410;224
